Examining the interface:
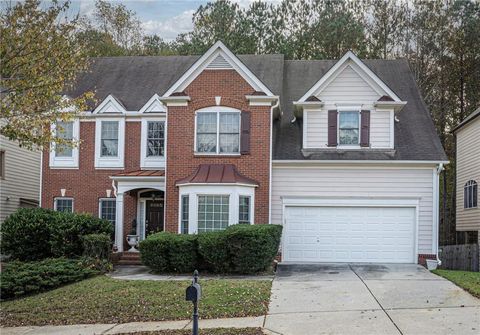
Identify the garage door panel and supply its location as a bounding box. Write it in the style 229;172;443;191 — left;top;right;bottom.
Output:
284;206;415;263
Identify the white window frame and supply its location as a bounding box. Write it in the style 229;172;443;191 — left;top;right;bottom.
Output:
337;107;361;148
140;117;166;169
178;184;255;234
238;195;251;224
181;195;190;234
54;197;74;212
194;106;241;156
49;119;80;169
98;198;116;225
464;180;478;209
197;194;231;233
95;118;125;169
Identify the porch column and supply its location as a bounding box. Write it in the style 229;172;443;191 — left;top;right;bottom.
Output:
115;192;124;252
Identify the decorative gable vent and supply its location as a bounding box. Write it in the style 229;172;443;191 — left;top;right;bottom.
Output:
206;54;232;69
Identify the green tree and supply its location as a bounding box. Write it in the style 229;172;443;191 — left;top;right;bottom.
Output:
0;0;93;149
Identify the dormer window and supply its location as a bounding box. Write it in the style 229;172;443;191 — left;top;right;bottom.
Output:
338;111;360;146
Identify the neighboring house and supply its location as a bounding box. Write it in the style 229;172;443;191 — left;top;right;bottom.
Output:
0;135;41;222
41;41;448;264
452;107;480;242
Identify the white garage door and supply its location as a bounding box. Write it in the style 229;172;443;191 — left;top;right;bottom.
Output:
284;206;416;263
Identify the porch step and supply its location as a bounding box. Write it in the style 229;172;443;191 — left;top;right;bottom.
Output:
115;252;142;265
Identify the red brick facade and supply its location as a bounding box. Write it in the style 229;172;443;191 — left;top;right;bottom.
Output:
41;122;142;249
165;69;271;232
41;69;271;248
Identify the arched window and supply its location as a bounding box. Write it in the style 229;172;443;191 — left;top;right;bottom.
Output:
464;180;478;209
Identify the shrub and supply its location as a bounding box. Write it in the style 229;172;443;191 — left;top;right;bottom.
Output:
140;224;282;274
1;208;113;261
225;224;283;274
139;232;197;273
0;258;98;299
82;234;111;260
139;232;171;272
197;232;230;273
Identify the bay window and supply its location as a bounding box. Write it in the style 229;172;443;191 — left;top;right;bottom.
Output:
238;196;251;224
197;195;230;233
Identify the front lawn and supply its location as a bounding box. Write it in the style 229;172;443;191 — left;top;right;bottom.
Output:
0;276;272;327
432;269;480;298
118;329;263;335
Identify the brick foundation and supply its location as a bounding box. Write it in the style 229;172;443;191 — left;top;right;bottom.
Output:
418;254;437;266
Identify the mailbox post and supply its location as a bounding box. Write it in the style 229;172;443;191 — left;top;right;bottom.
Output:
186;270;201;335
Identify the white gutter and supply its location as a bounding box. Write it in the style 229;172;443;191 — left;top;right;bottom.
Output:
273;160;450;165
435;163;445;266
269;97;280;225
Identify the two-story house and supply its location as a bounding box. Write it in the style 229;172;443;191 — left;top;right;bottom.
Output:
41;41;447;265
452;107;479;244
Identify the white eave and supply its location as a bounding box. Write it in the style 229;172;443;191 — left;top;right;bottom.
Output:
163;41;274;98
374;100;407;112
245;95;279;106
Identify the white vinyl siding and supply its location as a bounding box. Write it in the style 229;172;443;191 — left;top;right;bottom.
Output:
0;135;41;223
272;166;435;255
456;118;480;231
317;64;381;104
304;109;393;149
370;110;392;148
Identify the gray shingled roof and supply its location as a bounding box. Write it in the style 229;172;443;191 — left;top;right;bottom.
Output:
67;54;447;162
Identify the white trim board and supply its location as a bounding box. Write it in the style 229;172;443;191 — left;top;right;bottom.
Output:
297;51;402;103
163;41;274;97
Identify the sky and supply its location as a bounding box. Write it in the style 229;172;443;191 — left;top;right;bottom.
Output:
64;0;280;41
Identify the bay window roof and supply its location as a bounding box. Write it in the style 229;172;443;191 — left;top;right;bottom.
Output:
176;164;258;186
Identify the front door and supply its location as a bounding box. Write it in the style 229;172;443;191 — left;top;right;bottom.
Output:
145;200;164;235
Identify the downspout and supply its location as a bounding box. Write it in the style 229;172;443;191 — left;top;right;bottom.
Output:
269;97;280;224
435;163;445;265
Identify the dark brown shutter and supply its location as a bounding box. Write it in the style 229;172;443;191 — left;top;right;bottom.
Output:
240;111;251;154
360;110;370;147
327;110;338;147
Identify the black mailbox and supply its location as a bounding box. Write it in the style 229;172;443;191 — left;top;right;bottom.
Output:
186;282;201;302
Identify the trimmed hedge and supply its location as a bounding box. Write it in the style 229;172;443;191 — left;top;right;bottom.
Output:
0;258;98;300
140;224;282;274
140;232;197;273
1;208;113;261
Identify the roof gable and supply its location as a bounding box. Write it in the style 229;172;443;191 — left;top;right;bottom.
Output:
93;94;126;114
139;94;166;113
163;41;274;97
298;51;402;103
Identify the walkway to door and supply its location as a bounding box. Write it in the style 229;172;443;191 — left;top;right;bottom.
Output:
265;263;480;335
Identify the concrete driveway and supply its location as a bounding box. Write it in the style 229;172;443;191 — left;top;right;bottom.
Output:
264;264;480;335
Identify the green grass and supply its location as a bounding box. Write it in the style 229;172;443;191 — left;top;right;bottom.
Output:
0;276;272;327
432;269;480;298
118;329;263;335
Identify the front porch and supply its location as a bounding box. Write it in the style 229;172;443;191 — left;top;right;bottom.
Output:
110;170;166;252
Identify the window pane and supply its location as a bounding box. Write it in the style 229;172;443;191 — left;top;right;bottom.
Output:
339;112;359;145
147;121;165;157
55;122;73;157
100;199;116;226
198;195;229;233
239;196;250;224
101;139;119;156
197;134;217;152
55;198;73;213
101;121;119;157
197;113;217;133
181;195;189;234
219;113;239;133
219;134;239;153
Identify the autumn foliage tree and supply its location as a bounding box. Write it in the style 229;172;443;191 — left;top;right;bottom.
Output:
0;0;93;149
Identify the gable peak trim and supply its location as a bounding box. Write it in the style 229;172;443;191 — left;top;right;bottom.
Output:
163;41;274;97
298;51;402;103
139;94;166;113
93;94;127;114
